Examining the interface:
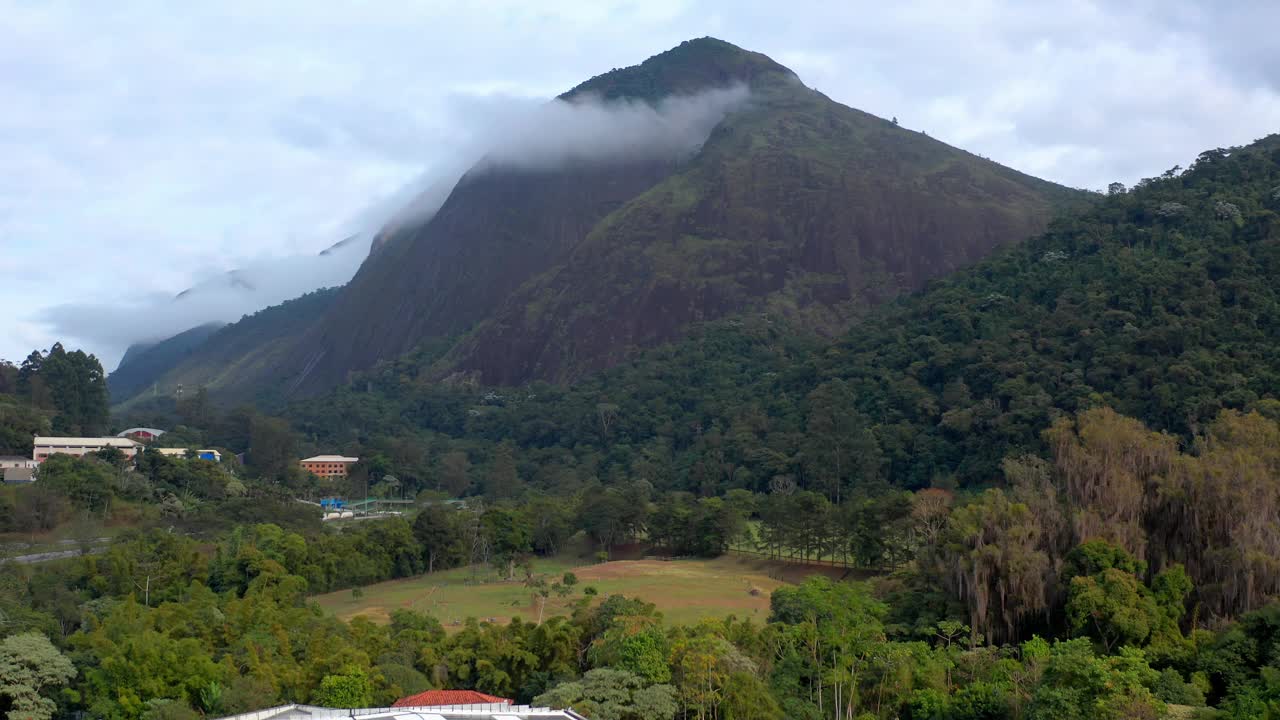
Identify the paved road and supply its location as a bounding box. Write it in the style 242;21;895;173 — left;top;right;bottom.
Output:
4;546;107;564
2;537;110;564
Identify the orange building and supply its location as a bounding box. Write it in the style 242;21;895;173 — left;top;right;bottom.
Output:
300;454;359;478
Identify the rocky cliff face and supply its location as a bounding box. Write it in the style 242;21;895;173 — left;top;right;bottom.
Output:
112;38;1085;404
445;77;1076;384
286;38;1080;391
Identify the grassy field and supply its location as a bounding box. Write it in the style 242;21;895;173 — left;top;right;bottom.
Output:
313;554;843;629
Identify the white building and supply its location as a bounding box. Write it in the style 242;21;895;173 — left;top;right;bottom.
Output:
154;448;223;462
32;436;141;463
0;456;36;470
214;704;587;720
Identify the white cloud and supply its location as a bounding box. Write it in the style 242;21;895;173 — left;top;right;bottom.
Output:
2;0;1278;366
39;237;371;370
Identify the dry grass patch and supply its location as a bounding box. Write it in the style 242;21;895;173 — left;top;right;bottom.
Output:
313;554;835;629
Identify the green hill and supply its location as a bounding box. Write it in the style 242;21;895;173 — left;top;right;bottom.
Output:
109;323;224;401
110;287;340;409
289;134;1280;488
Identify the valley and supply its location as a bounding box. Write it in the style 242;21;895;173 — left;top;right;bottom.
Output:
3;30;1280;720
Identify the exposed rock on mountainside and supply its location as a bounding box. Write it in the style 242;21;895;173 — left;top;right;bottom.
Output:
290;37;1079;390
112;37;1082;404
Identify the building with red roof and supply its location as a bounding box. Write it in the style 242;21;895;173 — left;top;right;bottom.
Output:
391;689;512;708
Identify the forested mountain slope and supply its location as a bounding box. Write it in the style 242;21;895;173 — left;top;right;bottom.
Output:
289;134;1280;489
303;37;1077;390
110;288;340;408
112;38;1077;406
109;323;224;401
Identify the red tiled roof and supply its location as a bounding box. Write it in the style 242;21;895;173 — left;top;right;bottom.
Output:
391;689;512;708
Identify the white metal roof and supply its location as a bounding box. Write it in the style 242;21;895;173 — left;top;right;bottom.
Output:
117;427;166;436
301;455;359;463
154;448;221;456
34;437;141;447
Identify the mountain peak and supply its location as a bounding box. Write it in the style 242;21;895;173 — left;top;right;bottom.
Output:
111;39;1081;402
561;37;797;103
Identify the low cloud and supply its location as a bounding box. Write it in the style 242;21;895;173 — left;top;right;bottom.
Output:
480;84;750;170
379;84;750;228
38;85;751;367
41;236;369;369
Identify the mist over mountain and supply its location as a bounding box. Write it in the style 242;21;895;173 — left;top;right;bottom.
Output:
42;234;369;370
110;37;1085;406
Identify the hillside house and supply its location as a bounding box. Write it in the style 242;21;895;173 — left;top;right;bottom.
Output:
300;454;359;479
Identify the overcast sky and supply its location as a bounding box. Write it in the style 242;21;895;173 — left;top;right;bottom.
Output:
3;0;1279;369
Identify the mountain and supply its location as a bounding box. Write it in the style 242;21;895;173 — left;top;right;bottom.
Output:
109;288;340;407
112;37;1082;405
290;133;1280;489
108;235;368;406
110;322;225;401
292;37;1081;391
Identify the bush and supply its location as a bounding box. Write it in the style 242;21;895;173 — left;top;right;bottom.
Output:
951;681;1010;720
1153;668;1205;706
909;688;949;720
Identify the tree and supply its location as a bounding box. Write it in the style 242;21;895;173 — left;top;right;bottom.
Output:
0;632;77;720
36;344;108;435
580;486;647;556
485;441;521;499
1066;568;1158;653
720;672;783;719
912;488;953;549
590;623;671;685
937;489;1050;645
802;380;881;503
312;667;373;708
1045;408;1177;564
483;506;533;580
438;451;471;496
35;454;115;514
536;668;677;720
16;350;44;400
246;414;298;481
767;578;889;717
412;504;463;573
1024;639;1163;720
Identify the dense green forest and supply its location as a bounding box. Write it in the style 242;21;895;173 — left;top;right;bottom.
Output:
6;135;1280;719
255;134;1280;498
4;400;1280;718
